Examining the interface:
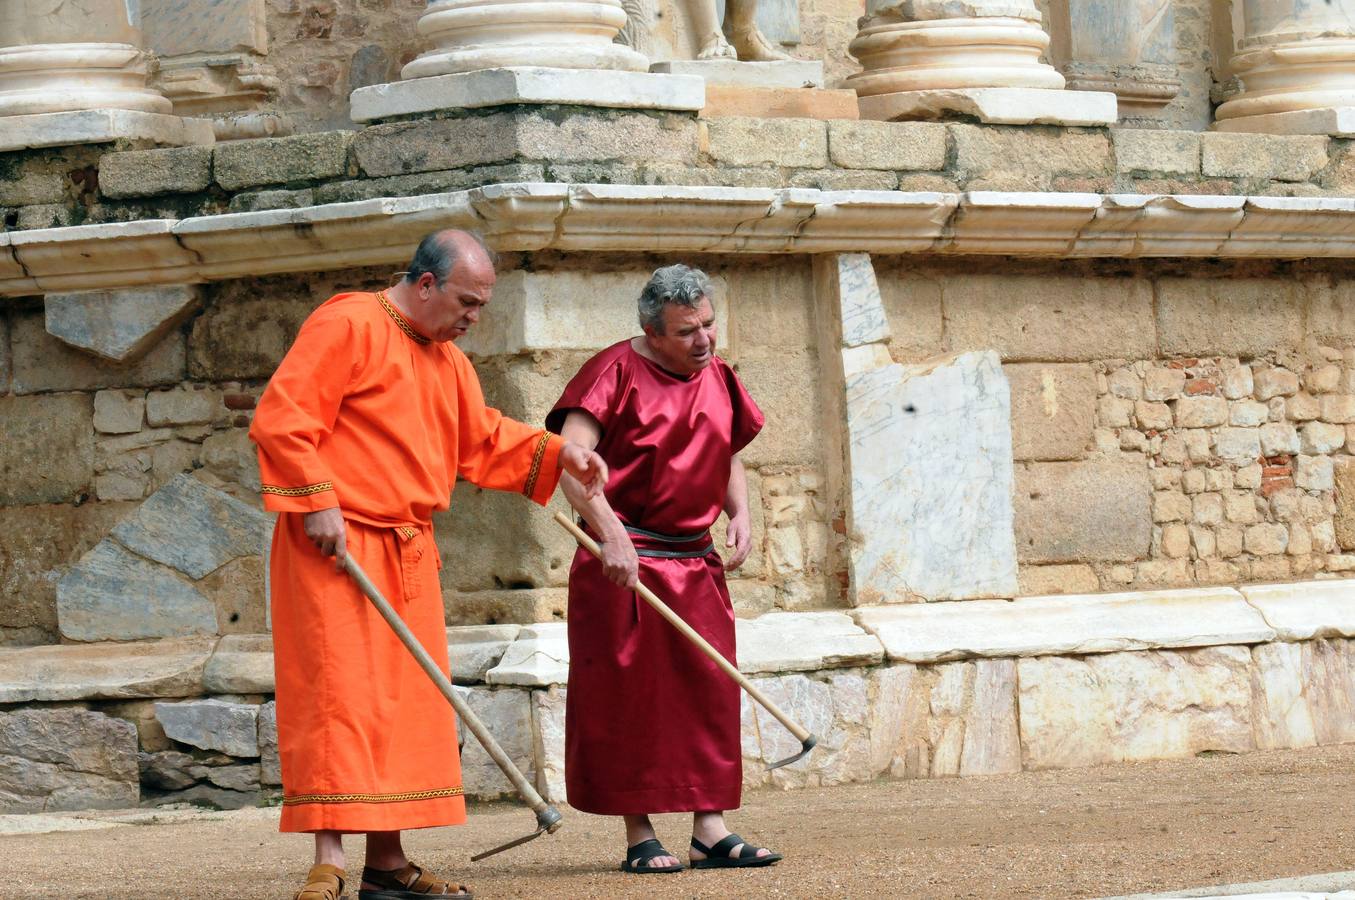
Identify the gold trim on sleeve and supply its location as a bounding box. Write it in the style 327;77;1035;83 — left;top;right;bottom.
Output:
261;481;334;497
522;432;551;498
282;786;464;806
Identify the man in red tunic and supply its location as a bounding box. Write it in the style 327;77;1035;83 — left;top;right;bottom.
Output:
547;264;781;873
251;229;607;900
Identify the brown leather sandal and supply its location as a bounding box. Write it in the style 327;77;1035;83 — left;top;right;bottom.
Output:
294;863;346;900
358;862;471;899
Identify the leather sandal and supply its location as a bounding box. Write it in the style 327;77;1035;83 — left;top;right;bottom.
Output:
295;863;346;900
689;833;782;869
620;838;685;874
358;862;471;899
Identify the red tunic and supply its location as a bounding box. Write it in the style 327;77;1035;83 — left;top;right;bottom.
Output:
547;340;763;815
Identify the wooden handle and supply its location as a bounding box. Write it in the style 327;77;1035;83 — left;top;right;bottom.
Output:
553;511;812;743
342;556;556;818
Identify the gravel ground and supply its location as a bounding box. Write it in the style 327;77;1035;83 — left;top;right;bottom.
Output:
5;745;1355;899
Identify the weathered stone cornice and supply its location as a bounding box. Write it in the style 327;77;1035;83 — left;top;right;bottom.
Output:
5;185;1355;296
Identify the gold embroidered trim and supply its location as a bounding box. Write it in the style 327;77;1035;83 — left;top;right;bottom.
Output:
261;482;334;497
523;432;551;499
282;786;464;806
377;290;430;345
397;526;419;540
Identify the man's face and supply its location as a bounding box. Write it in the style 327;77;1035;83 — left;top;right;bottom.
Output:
646;297;717;376
416;252;495;342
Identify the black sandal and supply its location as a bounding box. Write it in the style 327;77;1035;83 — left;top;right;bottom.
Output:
620;838;686;874
689;833;783;869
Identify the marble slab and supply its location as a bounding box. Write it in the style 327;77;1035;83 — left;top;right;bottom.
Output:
855;587;1276;663
350;67;704;123
1240;580;1355;641
736;612;884;674
0;109;215;152
857;87;1118;126
1214;106;1355;138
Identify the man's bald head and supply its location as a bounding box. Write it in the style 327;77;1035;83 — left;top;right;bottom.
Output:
404;229;493;289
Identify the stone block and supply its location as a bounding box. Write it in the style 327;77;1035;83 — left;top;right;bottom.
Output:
1301;638;1355;745
1156;279;1303;358
93;390;146;434
214;131;353;190
0;501;130;644
950;124;1112;187
258;701;280;786
145;386;221;427
1260;422;1300;456
99;146;213;199
1302;421;1347;454
484;623;568;686
531;686;566;803
12;311;185;393
448;624;521;685
855;587;1271;663
728;351;821;467
1215;427;1262;462
863;87;1116;128
200;428;262;493
1018;645;1254;769
202;634;273;694
1230;400;1269;427
0;109;214;153
942;275;1156;362
1296;455;1334;491
458;269;729;358
873;263;944;361
0;708;139;813
843;350;1017;602
1323;395;1355;424
155;699;259;757
350;67;703;122
111;474;269;580
736;612;882;674
434;489;574;593
1014;459;1152;563
703;117;827;168
701;85;859;121
354;112;698;178
0;394;94;505
1111;129;1200;176
827;120;946;171
0;637;213;703
453;686;535;799
1200;132;1329;180
1240;580;1355;640
57;540;218;641
1256;367;1301;400
141;0;267;56
1018;563;1100;596
187;281;318;381
442;587;567;627
45;286;201;364
1337;460;1355;550
1006;363;1097;461
1250;641;1315;750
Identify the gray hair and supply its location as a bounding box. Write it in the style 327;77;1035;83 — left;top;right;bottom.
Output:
637;264;715;334
403;229;493;288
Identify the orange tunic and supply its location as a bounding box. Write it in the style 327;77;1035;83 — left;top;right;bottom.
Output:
250;290;563;833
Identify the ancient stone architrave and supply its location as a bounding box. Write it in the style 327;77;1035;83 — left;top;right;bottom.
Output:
141;0;294;141
814;253;1018;604
845;0;1117;124
1046;0;1182;117
1215;0;1355;135
44;286;201;363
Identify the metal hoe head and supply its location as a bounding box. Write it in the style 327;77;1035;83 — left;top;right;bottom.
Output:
471;806;564;862
766;734;818;771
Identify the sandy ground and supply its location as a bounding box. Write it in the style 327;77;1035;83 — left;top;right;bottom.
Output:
5;744;1355;899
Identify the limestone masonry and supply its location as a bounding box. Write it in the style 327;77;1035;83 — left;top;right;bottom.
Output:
3;0;1355;812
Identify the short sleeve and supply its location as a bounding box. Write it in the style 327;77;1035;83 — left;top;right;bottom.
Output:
546;347;627;435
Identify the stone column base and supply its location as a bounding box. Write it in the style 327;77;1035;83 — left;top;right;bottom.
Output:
857;86;1117;126
1213;106;1355;138
350;66;704;124
0;109;215;152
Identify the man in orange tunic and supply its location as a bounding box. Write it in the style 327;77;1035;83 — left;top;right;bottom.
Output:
250;230;606;900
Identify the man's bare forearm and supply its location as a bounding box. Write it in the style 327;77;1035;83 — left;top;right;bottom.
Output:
724;454;749;519
562;474;627;543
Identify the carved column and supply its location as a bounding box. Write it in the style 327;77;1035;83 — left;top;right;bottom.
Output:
141;0;293;141
1215;0;1355;134
401;0;649;79
845;0;1117;125
0;0;171;117
1047;0;1181;117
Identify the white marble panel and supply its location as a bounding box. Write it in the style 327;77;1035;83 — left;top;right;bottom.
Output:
1241;580;1355;640
735;612;883;674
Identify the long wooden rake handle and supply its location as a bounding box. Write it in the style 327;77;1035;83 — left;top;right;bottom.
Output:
553;511;818;770
341;556;562;858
